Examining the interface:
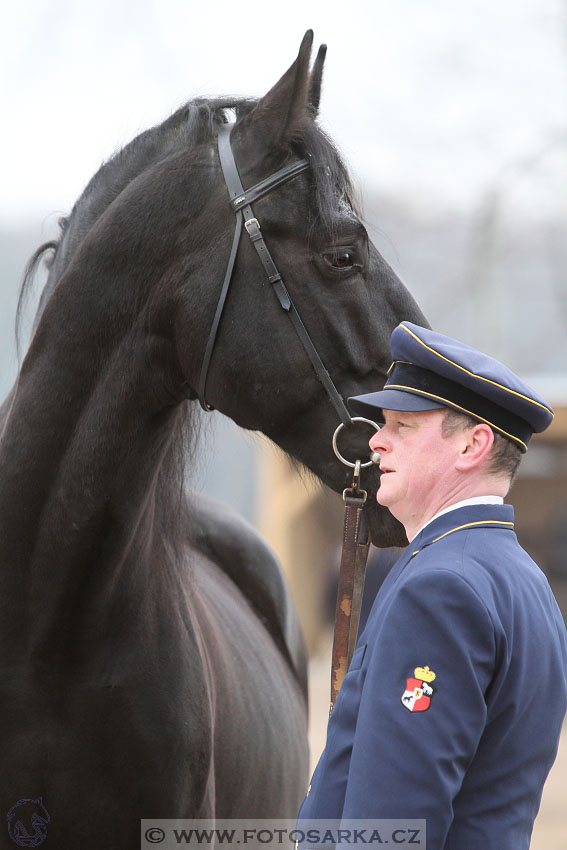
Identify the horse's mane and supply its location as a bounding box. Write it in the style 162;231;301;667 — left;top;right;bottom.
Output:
15;95;358;537
18;96;357;343
16;98;250;347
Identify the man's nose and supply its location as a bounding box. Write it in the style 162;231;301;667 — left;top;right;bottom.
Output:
369;427;391;457
369;429;383;451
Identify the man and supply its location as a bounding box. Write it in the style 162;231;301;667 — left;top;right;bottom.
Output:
298;322;567;850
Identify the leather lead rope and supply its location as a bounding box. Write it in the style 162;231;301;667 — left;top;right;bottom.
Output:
330;459;371;713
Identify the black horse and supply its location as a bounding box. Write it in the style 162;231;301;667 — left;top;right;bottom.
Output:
0;31;426;849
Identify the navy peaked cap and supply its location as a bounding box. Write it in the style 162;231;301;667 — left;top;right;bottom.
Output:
348;322;554;452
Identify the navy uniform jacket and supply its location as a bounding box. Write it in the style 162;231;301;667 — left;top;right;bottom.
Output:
298;504;567;850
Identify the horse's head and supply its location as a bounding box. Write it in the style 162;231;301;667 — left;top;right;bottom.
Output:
22;32;427;547
171;32;427;546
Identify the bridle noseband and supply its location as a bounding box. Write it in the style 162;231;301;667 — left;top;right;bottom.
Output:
197;122;352;427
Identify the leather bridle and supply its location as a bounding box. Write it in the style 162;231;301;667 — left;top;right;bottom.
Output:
197;122;380;711
197;122;353;427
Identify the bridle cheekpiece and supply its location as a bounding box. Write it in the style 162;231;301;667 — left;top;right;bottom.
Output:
197;122;353;427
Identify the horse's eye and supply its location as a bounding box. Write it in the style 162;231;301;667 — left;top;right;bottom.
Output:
323;250;355;270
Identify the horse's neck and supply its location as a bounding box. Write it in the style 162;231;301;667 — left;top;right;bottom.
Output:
0;289;186;658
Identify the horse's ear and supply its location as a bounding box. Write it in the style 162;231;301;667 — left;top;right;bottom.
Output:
233;30;316;161
308;44;327;116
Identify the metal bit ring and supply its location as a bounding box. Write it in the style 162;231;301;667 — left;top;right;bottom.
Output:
332;417;381;468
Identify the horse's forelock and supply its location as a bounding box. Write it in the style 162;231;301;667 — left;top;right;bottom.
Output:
299;121;360;242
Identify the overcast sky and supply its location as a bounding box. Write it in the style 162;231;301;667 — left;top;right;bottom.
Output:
1;0;565;226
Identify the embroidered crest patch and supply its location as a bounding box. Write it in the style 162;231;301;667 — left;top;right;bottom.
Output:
401;665;437;712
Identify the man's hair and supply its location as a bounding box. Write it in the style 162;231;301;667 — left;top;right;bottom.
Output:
441;409;522;483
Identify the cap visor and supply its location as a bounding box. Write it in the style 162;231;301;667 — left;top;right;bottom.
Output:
348;389;446;419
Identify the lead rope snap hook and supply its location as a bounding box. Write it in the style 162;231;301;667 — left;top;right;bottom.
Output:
343;458;367;504
352;459;362;493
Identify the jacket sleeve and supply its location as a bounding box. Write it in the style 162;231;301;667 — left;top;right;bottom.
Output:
340;566;496;849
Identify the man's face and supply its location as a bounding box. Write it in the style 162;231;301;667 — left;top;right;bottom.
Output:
369;408;463;534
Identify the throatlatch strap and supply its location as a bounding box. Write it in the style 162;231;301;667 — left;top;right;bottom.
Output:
198;212;243;411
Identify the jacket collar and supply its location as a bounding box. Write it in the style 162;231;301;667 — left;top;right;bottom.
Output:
409;502;515;557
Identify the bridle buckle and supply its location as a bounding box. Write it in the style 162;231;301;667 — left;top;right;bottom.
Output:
244;217;260;235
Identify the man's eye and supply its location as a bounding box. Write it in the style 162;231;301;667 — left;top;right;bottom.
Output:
322;250;355;270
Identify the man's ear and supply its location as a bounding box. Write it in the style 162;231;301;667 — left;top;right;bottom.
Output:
455;423;495;471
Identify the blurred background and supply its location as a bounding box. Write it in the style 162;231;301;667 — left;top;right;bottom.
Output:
1;1;566;846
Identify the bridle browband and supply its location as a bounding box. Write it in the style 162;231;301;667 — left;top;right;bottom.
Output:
197;122;352;427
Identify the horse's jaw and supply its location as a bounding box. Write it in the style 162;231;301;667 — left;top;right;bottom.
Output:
364;495;408;549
